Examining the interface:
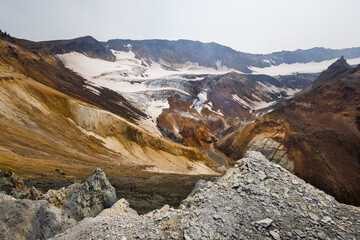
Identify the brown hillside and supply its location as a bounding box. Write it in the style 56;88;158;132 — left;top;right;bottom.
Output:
218;60;360;206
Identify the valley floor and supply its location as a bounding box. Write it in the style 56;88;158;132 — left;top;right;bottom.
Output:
24;171;217;214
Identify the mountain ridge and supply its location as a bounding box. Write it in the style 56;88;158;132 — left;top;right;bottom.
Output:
2;30;360;74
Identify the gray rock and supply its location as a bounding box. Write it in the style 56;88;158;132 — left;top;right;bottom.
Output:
294;229;306;238
292;179;299;185
189;179;207;196
270;229;281;240
171;232;180;239
0;194;76;240
258;171;267;181
50;151;360;240
308;212;319;222
98;198;138;218
256;218;273;228
62;168;117;221
321;216;332;224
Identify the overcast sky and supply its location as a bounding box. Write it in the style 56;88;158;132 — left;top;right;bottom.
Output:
1;0;359;54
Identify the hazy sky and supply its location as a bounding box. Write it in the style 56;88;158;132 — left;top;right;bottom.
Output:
1;0;359;54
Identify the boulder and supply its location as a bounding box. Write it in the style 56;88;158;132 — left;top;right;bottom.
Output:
62;168;117;221
98;198;138;218
0;194;76;240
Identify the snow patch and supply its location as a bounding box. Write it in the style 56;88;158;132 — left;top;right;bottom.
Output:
84;85;101;95
57;50;242;82
256;82;301;99
231;94;251;109
146;99;170;121
232;94;276;111
111;49;137;61
250;57;360;76
284;88;301;98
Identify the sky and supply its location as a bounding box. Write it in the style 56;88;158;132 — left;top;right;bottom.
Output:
0;0;359;54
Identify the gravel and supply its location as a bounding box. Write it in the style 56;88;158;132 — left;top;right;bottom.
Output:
51;151;360;240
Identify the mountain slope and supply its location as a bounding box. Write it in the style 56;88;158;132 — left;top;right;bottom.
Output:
0;38;219;179
52;40;316;148
0;33;146;123
217;59;360;205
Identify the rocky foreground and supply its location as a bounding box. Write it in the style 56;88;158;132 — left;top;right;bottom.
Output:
52;151;360;240
0;168;117;240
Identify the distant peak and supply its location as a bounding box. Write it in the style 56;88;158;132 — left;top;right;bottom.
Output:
329;56;351;69
72;35;98;43
312;56;352;88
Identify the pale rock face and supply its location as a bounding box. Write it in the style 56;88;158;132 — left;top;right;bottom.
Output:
247;134;294;171
98;198;138;218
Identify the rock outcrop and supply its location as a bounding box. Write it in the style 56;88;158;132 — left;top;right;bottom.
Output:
52;151;360;239
0;170;43;200
0;194;76;240
0;168;117;240
62;168;117;221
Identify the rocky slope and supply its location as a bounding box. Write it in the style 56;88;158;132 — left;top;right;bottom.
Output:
0;168;116;240
52;151;360;240
217;59;360;206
